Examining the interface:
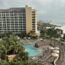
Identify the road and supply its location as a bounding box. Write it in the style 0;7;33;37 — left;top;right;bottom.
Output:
56;42;65;65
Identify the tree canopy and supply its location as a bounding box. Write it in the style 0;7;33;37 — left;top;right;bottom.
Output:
40;28;62;38
0;34;42;65
0;34;28;61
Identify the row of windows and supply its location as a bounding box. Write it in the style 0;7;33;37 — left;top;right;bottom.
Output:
0;18;25;21
6;28;26;29
0;23;26;25
0;21;26;23
0;13;25;16
0;18;26;21
0;22;26;24
3;21;25;23
0;24;26;26
0;15;26;18
0;21;25;23
0;28;26;29
0;31;25;33
0;29;26;31
0;30;26;32
0;16;26;19
0;26;26;28
0;28;26;30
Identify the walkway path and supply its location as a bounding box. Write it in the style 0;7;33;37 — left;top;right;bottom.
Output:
56;43;65;65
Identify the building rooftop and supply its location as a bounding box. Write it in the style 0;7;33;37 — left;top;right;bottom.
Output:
0;7;25;13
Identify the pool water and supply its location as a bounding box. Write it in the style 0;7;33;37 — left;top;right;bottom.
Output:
23;44;41;56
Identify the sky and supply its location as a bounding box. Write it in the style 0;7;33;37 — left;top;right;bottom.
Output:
0;0;65;26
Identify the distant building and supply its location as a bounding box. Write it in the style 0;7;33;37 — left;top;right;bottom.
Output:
0;5;37;35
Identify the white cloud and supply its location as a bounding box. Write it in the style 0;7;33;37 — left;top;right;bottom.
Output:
0;0;65;25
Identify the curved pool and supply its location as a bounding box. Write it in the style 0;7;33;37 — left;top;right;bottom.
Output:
23;44;41;56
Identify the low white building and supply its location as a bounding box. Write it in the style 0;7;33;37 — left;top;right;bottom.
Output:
56;26;65;34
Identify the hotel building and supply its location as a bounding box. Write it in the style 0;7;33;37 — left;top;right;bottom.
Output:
0;5;37;35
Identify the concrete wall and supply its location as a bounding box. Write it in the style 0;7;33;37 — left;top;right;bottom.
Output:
25;5;32;34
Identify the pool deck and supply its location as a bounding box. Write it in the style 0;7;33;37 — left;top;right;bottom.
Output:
20;38;65;65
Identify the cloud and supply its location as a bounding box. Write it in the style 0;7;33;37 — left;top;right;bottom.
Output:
30;0;65;25
0;0;25;8
0;0;65;25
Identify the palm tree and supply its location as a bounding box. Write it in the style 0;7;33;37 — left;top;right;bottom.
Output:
29;31;36;36
0;34;28;61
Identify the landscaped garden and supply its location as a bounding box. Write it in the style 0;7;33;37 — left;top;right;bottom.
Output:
0;34;42;65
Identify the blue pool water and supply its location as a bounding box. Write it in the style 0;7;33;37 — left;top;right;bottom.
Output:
23;44;41;56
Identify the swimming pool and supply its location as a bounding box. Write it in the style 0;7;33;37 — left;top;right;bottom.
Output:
23;44;41;56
